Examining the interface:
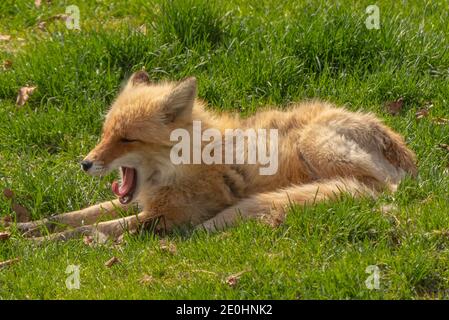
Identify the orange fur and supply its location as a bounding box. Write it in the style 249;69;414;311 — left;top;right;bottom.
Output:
15;71;417;240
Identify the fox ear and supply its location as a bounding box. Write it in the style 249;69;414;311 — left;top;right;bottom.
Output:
128;70;151;87
162;77;197;123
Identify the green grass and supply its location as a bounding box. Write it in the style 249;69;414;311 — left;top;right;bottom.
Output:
1;0;449;299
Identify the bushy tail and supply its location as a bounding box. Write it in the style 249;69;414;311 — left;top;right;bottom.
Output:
200;177;379;231
378;125;417;177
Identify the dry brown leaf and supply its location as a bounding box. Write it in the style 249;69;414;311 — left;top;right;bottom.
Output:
226;277;238;287
0;34;11;42
225;270;250;288
12;203;31;222
0;257;19;269
438;144;449;152
3;188;14;199
415;108;429;119
0;231;11;241
432;117;449;125
159;239;177;254
104;256;120;267
385;98;404;116
415;101;433;119
139;274;154;285
1;59;12;70
1;215;12;224
16;86;37;107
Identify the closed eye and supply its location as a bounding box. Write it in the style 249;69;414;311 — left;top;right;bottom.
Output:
120;137;139;143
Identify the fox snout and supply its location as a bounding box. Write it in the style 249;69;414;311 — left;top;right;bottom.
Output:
80;160;93;172
80;155;106;176
80;143;110;176
81;137;135;176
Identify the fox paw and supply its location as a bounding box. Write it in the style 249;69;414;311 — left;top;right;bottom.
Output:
29;225;118;244
13;219;57;237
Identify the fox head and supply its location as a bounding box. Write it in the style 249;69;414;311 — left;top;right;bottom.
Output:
81;71;197;203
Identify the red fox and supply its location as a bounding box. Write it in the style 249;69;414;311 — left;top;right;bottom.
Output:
11;71;417;241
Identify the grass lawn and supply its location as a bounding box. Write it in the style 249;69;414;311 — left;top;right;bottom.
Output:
1;0;449;299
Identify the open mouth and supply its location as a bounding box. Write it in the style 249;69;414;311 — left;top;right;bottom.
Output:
111;167;137;204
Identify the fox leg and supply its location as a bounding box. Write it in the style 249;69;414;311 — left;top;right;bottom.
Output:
197;177;377;232
14;199;131;237
30;211;154;242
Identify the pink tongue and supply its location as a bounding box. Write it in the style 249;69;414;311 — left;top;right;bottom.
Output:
111;167;135;197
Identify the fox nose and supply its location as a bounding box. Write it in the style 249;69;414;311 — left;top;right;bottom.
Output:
80;160;93;172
